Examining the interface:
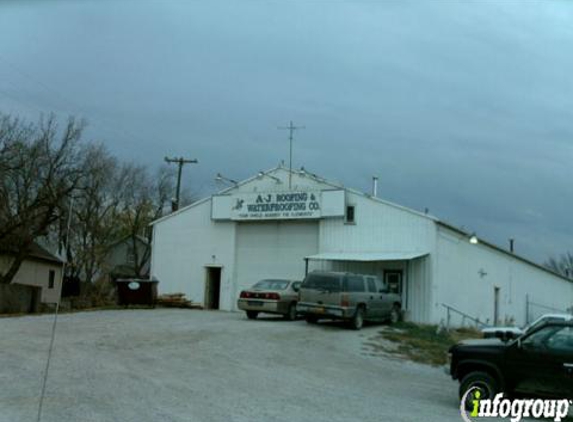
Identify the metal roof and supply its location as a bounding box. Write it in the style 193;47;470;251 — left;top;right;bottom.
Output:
305;252;429;262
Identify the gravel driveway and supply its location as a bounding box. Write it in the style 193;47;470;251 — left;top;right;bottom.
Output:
0;309;466;422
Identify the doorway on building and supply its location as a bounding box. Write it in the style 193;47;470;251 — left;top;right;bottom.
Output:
384;270;403;296
205;267;222;310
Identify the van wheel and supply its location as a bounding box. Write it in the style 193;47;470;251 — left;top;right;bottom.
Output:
390;305;401;324
349;307;364;330
459;371;498;411
306;316;318;324
246;311;259;320
284;303;297;321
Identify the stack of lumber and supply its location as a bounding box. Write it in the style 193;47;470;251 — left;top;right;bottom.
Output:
157;293;193;308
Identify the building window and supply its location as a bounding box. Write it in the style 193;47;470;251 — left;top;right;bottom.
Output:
48;270;55;289
345;205;355;224
126;247;136;265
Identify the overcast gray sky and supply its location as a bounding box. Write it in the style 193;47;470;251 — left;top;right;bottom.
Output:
1;0;572;264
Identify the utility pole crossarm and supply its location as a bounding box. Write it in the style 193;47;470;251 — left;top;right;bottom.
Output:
164;156;198;211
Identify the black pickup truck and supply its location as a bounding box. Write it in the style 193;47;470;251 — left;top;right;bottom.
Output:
448;320;573;404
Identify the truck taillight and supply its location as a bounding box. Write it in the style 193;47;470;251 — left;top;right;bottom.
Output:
341;294;349;307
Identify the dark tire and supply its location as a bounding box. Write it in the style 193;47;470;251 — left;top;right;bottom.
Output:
459;371;499;411
284;303;297;321
389;305;401;324
349;307;365;330
306;315;318;324
246;311;259;320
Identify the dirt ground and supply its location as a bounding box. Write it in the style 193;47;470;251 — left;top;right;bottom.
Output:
0;309;484;422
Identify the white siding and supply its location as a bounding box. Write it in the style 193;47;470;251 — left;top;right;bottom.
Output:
319;191;436;255
151;199;236;310
0;257;63;303
433;226;573;326
407;256;432;323
234;221;318;309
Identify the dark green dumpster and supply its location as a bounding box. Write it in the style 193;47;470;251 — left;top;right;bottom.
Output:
114;278;159;308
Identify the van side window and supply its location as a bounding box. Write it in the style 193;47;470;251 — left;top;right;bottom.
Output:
366;277;377;293
343;276;365;292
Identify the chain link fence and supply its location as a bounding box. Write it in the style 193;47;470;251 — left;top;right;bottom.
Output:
525;294;573;324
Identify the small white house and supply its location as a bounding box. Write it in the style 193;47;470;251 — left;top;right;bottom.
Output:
150;166;573;326
0;243;63;304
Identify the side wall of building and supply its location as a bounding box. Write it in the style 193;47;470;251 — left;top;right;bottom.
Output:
151;199;237;309
0;257;63;303
104;238;150;276
433;226;573;327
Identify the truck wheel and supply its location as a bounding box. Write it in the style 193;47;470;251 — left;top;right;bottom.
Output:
459;371;498;410
246;311;259;320
284;303;297;321
349;307;364;330
390;305;401;324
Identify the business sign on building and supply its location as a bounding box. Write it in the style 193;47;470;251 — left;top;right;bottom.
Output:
211;189;345;221
230;191;321;220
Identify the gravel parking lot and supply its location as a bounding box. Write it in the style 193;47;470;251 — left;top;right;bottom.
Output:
1;309;470;422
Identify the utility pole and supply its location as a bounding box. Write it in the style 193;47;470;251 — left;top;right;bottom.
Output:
164;156;198;211
278;120;304;189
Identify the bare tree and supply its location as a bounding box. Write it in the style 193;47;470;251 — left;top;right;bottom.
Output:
63;144;120;283
0;114;84;284
545;253;573;279
113;164;175;277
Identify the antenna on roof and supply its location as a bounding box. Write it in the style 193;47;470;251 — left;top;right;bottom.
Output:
278;121;304;190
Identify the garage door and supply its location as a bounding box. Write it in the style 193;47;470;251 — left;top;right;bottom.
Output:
234;221;318;308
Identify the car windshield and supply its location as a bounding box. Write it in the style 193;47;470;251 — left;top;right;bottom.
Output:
302;274;341;292
253;280;290;290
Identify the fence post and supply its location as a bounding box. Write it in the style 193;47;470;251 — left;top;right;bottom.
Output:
446;307;451;331
525;294;529;325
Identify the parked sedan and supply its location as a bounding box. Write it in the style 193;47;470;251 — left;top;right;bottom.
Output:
238;279;301;320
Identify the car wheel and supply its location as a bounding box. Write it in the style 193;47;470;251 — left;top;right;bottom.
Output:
284;303;297;321
246;311;259;320
349;307;364;330
305;315;318;324
390;305;401;324
459;371;499;411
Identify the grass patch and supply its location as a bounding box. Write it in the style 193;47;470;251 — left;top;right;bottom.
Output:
367;322;482;366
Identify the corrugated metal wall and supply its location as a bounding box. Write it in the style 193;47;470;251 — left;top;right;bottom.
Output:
434;227;573;327
234;221;319;309
151;199;237;310
319;191;436;255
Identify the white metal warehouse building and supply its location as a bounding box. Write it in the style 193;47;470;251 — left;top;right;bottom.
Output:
150;166;573;326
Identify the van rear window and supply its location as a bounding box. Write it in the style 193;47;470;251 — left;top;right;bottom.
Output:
302;274;341;292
